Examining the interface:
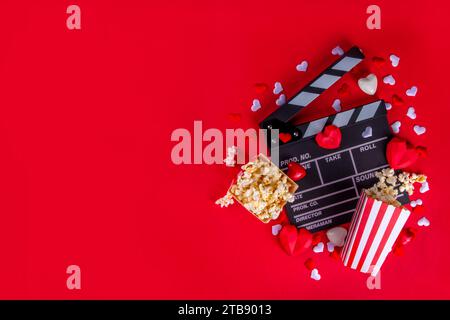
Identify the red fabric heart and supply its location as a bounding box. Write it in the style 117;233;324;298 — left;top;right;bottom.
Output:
279;132;292;143
304;258;315;270
386;137;419;169
287;162;306;181
278;225;313;256
315;125;342;149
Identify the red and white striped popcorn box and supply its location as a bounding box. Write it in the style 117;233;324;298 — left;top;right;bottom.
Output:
341;191;411;276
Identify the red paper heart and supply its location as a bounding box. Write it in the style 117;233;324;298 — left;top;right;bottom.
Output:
279;225;313;256
372;56;386;67
287;162;306;181
304;258;316;270
279;132;292;143
315;125;342;149
386;137;419;169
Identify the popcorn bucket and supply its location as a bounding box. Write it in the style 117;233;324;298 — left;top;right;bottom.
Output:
228;153;298;223
341;191;411;276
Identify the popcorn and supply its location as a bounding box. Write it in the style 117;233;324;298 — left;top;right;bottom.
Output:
226;154;298;223
215;192;234;208
365;168;427;206
223;146;238;167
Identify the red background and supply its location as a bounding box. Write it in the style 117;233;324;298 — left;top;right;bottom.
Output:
0;0;449;299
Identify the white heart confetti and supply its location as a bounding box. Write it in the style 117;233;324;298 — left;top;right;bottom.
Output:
296;60;308;72
414;125;426;135
313;242;324;253
251;99;261;112
410;199;423;207
391;121;401;134
390;54;400;67
406;86;418;97
407;107;417;119
385;102;392;110
276;94;286;106
326;227;347;247
331;46;344;56
310;268;321;281
420;181;429;193
272;224;282;236
417;216;430;227
327;242;335;252
273;82;283;95
332;99;341;112
358;74;378;95
362;126;373;139
383;75;396;85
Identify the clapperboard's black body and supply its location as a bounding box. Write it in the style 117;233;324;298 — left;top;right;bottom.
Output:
260;47;409;232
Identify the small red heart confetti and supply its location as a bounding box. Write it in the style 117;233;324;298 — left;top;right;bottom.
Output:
279;132;292;143
396;227;417;246
416;146;428;157
287;162;307;181
372;56;386;68
386;137;419;169
227;113;241;122
315;125;342;149
255;83;268;94
278;225;313;256
304;258;316;270
392;94;404;107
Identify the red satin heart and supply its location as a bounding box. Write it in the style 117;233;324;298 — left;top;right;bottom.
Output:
315;125;342;149
287;162;307;181
279;132;292;143
279;225;313;256
386;137;419;169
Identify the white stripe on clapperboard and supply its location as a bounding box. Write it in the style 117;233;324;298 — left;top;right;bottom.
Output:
289;92;320;107
371;209;410;276
332;56;363;72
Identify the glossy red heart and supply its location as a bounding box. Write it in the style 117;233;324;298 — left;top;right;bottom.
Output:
396;227;417;246
279;225;313;256
287;162;306;181
315;125;342;149
386;137;419;169
279;132;292;143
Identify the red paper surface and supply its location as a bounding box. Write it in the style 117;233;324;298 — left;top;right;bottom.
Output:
0;0;449;299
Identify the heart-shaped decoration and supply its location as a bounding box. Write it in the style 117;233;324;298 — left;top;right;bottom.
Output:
272;224;282;236
310;268;321;281
313;242;324;253
407;107;417;119
251;99;261;112
391;121;401;134
296;60;308;72
358;74;378;95
273;82;283;95
410;199;423;207
414;125;426;136
331;46;344;56
327;242;335;252
396;227;417;246
326;226;347;247
406;86;418;97
383;75;396;85
287;162;307;181
304;258;316;270
279;132;292;143
416;146;427;157
276;94;286;106
418;216;430;227
386;137;419;170
420;181;429;193
278;225;313;256
385;102;392;110
332;99;341;112
362;126;373;138
390;54;400;67
315;125;342;149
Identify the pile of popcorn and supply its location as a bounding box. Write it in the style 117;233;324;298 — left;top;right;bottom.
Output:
365;168;427;206
215;155;297;223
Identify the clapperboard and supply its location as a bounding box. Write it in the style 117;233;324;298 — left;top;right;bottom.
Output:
260;47;409;232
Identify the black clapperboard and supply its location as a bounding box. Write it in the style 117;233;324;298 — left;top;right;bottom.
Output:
260;47;409;232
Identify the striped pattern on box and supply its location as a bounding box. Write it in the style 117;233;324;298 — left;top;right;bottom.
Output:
262;46;364;124
341;191;411;276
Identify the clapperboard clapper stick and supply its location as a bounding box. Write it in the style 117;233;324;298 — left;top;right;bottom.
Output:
260;47;410;232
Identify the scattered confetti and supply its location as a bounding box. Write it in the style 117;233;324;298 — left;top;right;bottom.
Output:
383;75;395;85
358;73;378;95
273;82;283;95
276;94;286;106
406;86;418;97
310;268;321;281
331;46;344;56
417;216;430;227
251;99;261;112
391;121;401;134
413;125;426;136
407;107;417;119
272;224;282;236
410;199;423;207
313;242;324;253
385;102;392;110
390;54;400;67
420;181;430;193
332;99;341;112
327;242;335;252
296;60;308;72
